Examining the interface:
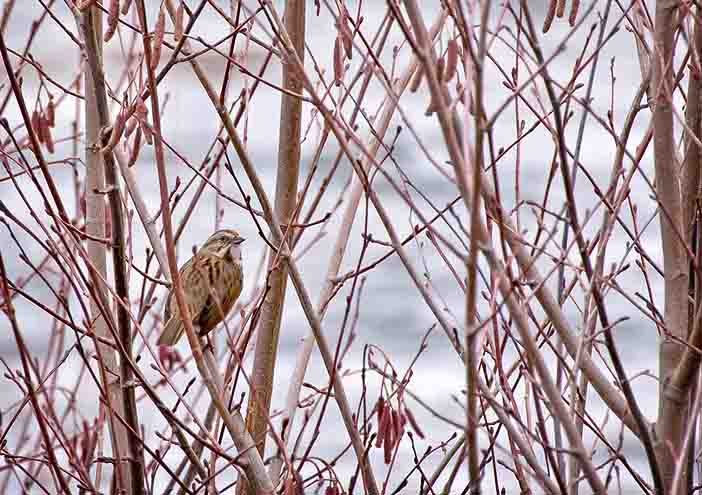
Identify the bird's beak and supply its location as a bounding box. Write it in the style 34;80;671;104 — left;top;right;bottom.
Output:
233;237;245;245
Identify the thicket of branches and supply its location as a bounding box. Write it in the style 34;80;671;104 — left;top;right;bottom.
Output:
2;0;701;494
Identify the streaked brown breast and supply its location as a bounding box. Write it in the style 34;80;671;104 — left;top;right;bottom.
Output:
196;259;243;333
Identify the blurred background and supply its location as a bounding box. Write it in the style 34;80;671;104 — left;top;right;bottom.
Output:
0;1;665;493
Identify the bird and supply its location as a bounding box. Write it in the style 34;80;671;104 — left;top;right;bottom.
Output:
158;229;245;346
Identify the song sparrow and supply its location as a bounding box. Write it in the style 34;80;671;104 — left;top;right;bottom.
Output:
158;229;245;346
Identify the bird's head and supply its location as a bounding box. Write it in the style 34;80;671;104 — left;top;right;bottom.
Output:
201;229;245;261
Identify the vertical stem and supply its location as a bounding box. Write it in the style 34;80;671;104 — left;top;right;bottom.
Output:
464;1;490;492
653;0;689;492
244;0;305;478
685;12;702;489
80;7;131;487
79;6;144;493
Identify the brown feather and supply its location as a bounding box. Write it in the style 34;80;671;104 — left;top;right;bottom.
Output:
157;316;183;346
158;230;244;347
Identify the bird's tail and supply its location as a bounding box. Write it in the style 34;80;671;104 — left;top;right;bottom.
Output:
158;316;184;346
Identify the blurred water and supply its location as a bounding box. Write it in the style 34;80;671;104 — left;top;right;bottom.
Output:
0;1;666;494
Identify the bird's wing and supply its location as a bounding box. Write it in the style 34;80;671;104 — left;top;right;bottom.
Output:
159;257;213;346
157;316;183;346
164;256;212;326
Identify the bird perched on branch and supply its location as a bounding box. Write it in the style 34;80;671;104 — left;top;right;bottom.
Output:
158;229;245;346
